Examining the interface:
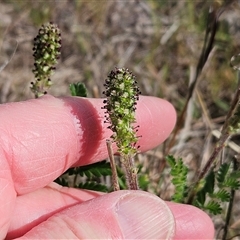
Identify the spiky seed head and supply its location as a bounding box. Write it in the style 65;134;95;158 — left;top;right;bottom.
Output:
31;22;61;98
102;67;141;156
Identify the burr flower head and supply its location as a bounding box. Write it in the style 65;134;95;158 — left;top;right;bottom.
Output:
31;22;61;98
102;68;141;156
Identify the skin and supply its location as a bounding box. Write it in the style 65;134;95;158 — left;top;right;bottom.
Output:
0;95;215;239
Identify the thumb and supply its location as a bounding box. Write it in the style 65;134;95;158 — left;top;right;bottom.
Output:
18;190;175;239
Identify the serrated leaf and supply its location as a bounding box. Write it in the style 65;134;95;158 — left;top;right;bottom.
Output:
217;163;230;184
78;181;109;192
166;155;176;167
118;176;127;190
54;177;69;187
116;166;127;189
138;174;150;191
84;170;91;178
195;172;215;207
204;200;222;215
77;160;112;179
204;170;215;194
211;189;230;202
194;199;204;208
167;156;189;203
223;177;240;189
90;168;102;177
69;82;87;97
195;188;206;206
195;171;215;209
67;168;77;175
229;170;240;179
172;178;182;185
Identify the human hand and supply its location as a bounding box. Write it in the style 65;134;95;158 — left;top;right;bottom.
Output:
0;95;214;239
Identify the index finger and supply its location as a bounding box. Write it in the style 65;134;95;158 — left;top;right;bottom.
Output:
1;95;176;195
0;95;176;238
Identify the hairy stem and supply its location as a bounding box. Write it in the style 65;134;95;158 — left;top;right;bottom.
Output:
121;155;138;190
106;140;120;191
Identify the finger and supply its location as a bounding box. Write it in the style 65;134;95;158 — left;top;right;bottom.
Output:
8;186;214;239
15;191;175;239
1;95;176;195
167;202;215;239
6;183;103;239
62;95;176;166
0;95;176;238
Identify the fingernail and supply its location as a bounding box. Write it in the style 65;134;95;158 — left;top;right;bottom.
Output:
116;191;175;239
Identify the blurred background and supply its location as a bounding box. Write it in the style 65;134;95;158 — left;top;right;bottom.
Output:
1;0;240;238
1;1;238;102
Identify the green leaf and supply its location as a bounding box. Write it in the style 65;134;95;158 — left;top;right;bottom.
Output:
194;171;215;206
77;160;112;179
204;200;222;215
204;170;215;194
223;177;240;189
217;163;230;184
67;167;78;175
138;174;150;190
116;166;127;190
195;188;206;206
194;199;204;209
166;155;189;203
54;177;69;187
211;189;230;202
229;170;240;179
78;181;109;192
69;82;87;97
166;155;176;167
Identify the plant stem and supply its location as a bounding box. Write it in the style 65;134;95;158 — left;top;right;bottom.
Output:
222;158;238;240
199;133;229;182
106;140;120;191
197;86;240;182
121;155;138;190
187;132;229;204
166;6;220;154
188;86;240;203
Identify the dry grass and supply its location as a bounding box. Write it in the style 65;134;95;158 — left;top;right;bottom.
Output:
1;0;240;238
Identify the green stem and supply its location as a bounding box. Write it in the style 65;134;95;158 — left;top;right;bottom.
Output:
222;158;238;240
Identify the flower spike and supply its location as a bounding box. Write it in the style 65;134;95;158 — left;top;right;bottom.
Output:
102;67;141;156
31;22;61;98
102;67;141;190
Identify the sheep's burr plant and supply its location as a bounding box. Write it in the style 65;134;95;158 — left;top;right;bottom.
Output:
102;68;141;190
31;22;61;98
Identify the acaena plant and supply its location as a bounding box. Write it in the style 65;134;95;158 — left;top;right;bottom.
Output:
30;22;61;98
102;67;141;190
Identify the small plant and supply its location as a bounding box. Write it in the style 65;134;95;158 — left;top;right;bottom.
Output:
102;67;141;190
166;48;240;235
69;82;88;97
56;68;144;192
166;155;189;203
193;162;240;215
30;22;61;98
167;156;240;216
